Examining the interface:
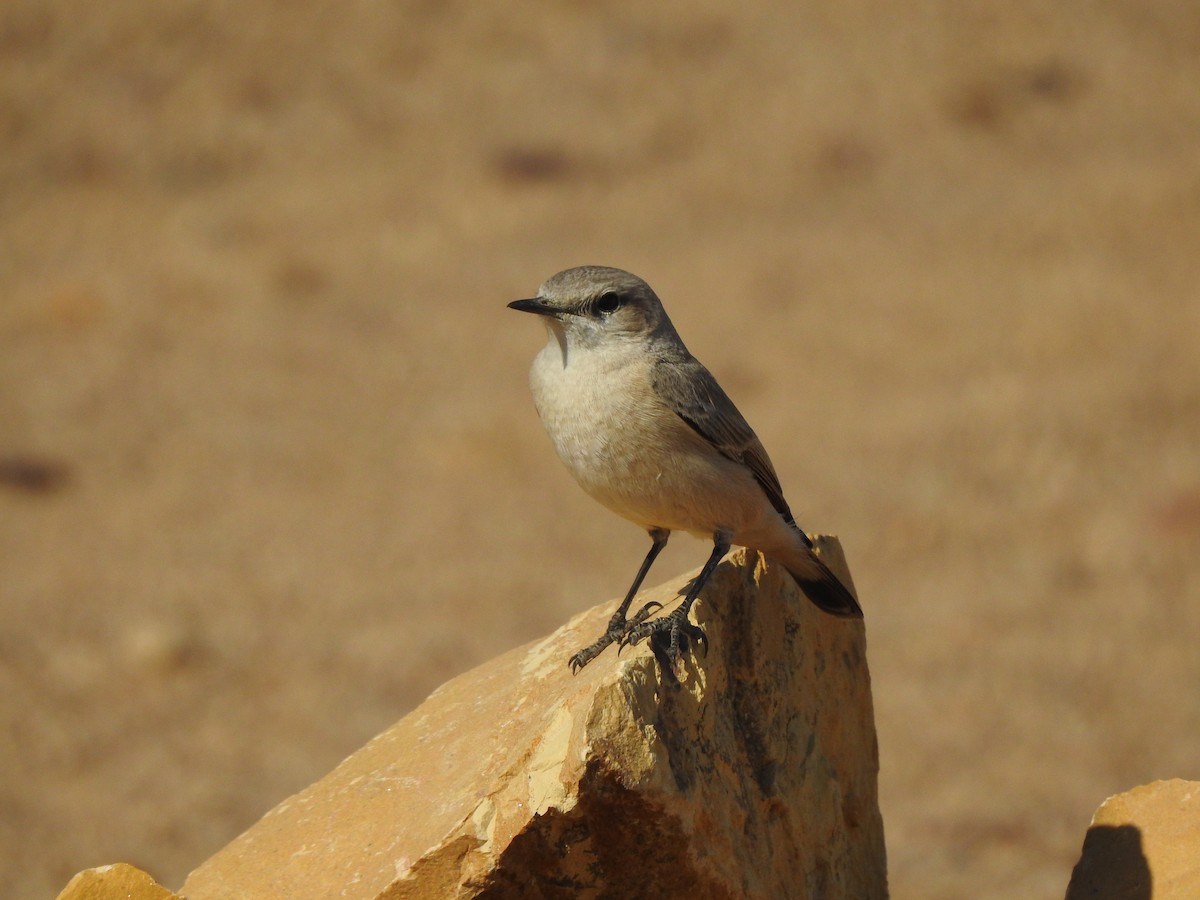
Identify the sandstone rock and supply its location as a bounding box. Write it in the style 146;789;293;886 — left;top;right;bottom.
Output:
1066;779;1200;899
181;541;886;899
55;863;180;900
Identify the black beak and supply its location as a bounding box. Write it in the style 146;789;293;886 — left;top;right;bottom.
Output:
507;298;559;317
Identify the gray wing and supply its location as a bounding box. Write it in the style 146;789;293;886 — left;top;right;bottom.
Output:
651;356;804;534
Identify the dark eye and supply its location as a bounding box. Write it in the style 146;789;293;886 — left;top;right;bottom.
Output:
595;291;624;315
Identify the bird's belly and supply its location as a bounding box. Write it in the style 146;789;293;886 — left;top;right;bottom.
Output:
589;454;763;538
530;352;767;537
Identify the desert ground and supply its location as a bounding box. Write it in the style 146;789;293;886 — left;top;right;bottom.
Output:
3;2;1198;897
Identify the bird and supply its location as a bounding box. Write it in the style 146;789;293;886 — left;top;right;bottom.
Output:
508;266;862;674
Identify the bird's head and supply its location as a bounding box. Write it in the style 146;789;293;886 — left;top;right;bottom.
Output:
508;266;677;350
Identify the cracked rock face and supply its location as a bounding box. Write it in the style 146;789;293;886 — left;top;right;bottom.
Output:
179;541;886;900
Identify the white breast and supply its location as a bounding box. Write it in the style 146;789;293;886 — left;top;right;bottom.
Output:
529;336;653;499
527;331;773;540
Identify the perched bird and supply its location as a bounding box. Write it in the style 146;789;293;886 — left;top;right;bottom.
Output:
509;266;861;673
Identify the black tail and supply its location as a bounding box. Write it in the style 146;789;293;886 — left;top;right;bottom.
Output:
794;557;863;619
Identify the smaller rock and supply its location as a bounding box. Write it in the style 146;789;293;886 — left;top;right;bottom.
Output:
55;863;180;900
1066;779;1200;899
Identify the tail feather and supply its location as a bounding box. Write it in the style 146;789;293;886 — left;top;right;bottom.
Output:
775;533;864;618
793;559;863;618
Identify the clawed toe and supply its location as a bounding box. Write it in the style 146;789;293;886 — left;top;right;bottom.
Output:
629;600;662;626
568;645;601;674
613;601;663;657
569;608;646;673
569;628;619;674
673;617;708;657
622;606;706;664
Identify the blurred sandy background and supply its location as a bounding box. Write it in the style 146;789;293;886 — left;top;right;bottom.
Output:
3;2;1198;897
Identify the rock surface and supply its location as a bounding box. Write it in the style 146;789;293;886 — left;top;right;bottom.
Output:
177;540;884;899
55;863;180;900
1066;779;1200;899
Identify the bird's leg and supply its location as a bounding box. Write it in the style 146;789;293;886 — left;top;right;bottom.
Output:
623;530;732;670
569;528;670;674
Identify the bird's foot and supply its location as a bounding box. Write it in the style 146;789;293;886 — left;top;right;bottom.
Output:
568;601;663;674
621;604;707;669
